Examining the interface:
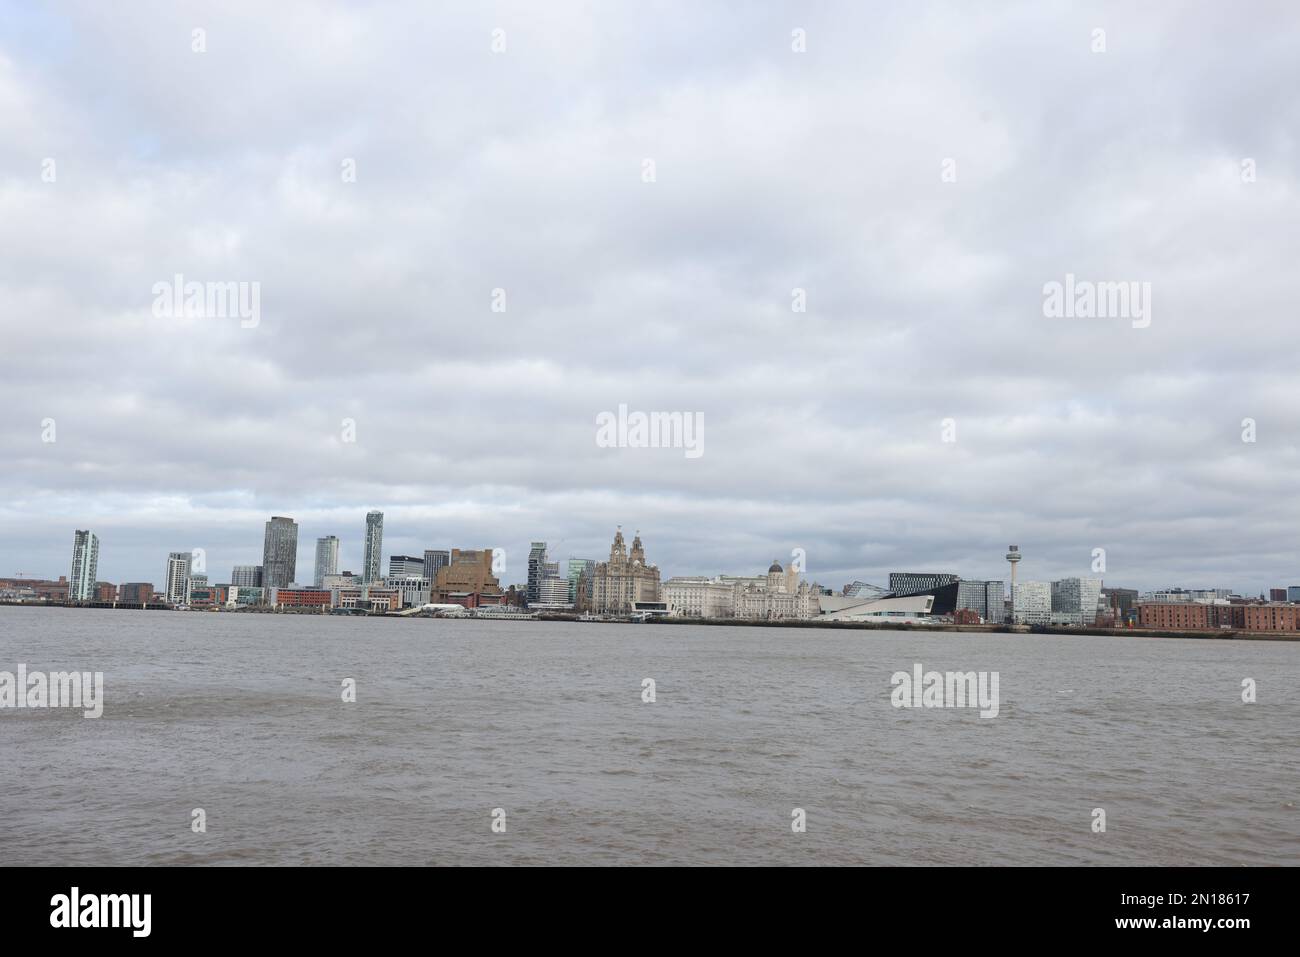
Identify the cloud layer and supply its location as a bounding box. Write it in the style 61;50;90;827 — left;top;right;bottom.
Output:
2;1;1299;592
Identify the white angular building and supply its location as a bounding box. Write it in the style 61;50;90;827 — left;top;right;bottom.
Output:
1012;581;1052;625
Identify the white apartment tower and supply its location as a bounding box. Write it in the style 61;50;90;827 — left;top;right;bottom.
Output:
69;529;100;601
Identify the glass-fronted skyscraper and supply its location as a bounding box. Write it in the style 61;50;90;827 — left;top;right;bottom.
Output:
363;511;384;583
261;516;298;590
314;536;340;587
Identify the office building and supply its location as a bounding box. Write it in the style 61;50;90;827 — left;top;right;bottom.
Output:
261;516;298;590
388;555;425;578
69;529;100;601
383;576;432;608
314;536;340;587
567;558;595;604
527;542;548;606
1051;577;1104;626
888;572;958;595
120;582;154;604
423;549;450;581
232;565;263;588
1012;581;1052;625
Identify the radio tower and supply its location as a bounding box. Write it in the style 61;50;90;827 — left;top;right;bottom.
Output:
1005;545;1022;623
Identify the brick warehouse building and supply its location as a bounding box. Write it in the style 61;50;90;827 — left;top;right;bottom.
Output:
1138;602;1299;633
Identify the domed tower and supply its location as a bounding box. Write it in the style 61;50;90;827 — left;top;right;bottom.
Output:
610;527;626;563
767;559;784;591
630;531;645;566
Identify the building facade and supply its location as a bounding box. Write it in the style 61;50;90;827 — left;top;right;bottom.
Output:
388;555;425;578
527;542;548;606
1012;581;1052;625
261;516;298;590
165;551;192;606
423;550;450;581
433;549;503;603
120;582;154;604
1050;577;1104;626
383;576;432;607
232;565;263;588
362;511;384;583
889;572;959;595
567;559;595;605
314;536;340;587
589;529;661;615
69;529;100;601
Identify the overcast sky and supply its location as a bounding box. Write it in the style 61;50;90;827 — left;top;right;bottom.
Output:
2;1;1298;594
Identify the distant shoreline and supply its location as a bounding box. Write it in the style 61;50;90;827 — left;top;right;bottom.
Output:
3;600;1298;640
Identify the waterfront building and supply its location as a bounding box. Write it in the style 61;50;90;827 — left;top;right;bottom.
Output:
433;549;504;603
843;581;889;600
567;559;595;605
383;575;432;607
985;581;1006;623
120;582;154;604
93;582;116;602
261;516;298;590
533;574;574;610
589;528;661;616
332;587;402;612
69;529;100;601
527;542;548;606
1012;581;1052;625
232;565;263;588
388;555;425;578
165;551;192;606
1050;577;1104;626
818;592;938;623
271;588;331;609
362;511;384;583
322;572;361;590
423;549;450;581
663;561;819;620
226;586;263;607
1103;587;1139;624
314;536;340;587
956;580;990;619
888;572;958;595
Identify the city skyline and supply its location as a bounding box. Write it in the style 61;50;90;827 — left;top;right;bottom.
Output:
7;513;1300;598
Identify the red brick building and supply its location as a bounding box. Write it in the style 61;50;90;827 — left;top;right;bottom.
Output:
273;588;331;609
1241;603;1300;632
1138;601;1295;633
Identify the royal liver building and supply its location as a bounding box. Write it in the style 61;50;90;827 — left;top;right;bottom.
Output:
589;528;661;615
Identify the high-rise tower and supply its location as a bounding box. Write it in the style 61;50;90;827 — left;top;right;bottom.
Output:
1005;545;1022;623
69;529;100;601
363;511;384;583
262;516;299;589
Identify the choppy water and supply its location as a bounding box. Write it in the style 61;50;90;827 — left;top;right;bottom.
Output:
1;606;1296;866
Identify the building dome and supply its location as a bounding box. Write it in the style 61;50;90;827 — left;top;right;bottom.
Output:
768;560;783;574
